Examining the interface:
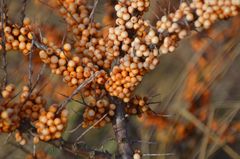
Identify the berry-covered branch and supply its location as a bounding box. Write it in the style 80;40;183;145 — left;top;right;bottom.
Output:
0;0;239;158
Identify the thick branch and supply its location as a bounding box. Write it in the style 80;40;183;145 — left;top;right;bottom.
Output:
111;97;133;159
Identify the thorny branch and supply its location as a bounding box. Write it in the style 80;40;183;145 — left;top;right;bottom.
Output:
14;31;115;158
49;139;112;159
1;1;238;159
26;7;134;159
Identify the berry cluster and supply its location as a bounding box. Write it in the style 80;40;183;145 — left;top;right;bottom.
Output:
82;94;153;127
34;104;68;142
0;0;239;131
1;18;107;93
1;0;239;103
193;0;239;29
1;84;15;99
105;0;159;102
125;95;150;116
0;102;20;133
39;42;107;88
0;84;68;144
156;0;239;54
57;0;108;69
105;0;239;101
20;86;47;121
0;84;20;133
0;18;32;55
82;97;116;128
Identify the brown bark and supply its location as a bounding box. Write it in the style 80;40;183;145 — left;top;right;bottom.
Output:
111;97;133;159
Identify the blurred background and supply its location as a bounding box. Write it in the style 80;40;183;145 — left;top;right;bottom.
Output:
0;0;240;159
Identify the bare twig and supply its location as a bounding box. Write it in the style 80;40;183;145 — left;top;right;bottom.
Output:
206;105;240;158
66;122;83;134
75;113;108;143
28;39;34;89
33;40;48;50
199;108;215;159
33;144;36;157
31;63;46;91
89;0;99;23
179;109;240;159
58;92;86;106
38;0;55;9
4;132;12;144
49;139;112;159
19;0;27;26
142;153;175;157
132;140;159;145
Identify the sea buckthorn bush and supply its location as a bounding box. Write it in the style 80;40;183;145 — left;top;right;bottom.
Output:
0;0;239;159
